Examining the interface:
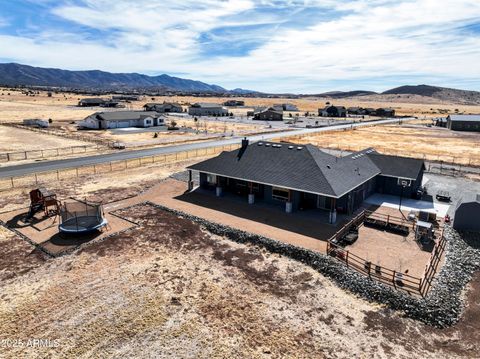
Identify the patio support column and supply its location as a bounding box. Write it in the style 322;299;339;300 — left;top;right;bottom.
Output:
248;182;255;204
188;170;193;191
286;190;293;213
329;198;337;224
215;176;222;197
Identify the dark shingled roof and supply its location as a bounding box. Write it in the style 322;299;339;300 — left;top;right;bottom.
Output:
95;111;161;121
188;141;382;198
366;152;425;180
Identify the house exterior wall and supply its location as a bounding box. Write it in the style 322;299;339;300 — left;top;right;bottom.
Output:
374;173;422;198
447;120;480;132
453;203;480;232
78;116;100;129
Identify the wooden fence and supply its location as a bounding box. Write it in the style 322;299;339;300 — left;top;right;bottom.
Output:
0;145;98;163
420;229;447;296
327;241;424;296
326;211;447;297
0;143;240;192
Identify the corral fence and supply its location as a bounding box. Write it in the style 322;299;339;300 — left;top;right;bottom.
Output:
0;144;99;163
0;143;241;192
326;211;446;297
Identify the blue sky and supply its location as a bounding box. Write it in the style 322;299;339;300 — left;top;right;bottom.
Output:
0;0;480;93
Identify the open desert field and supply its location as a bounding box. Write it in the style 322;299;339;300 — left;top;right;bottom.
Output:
0;160;479;358
290;124;480;166
2;88;480;127
0;125;90;153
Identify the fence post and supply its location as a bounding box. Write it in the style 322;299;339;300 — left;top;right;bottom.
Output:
35;173;38;185
11;177;14;188
56;170;59;180
392;271;397;289
346;251;349;267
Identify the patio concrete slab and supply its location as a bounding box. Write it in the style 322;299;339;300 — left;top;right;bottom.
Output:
364;193;450;217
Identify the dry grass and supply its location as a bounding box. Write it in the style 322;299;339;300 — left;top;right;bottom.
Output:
290;124;480;166
0;125;90;153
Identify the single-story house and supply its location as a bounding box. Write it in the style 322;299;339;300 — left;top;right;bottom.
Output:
78;98;105;107
375;108;396;117
364;108;376;116
187;141;425;223
347;107;367;115
453;194;480;232
188;103;228;116
446;115;480;132
223;100;245;107
78;111;164;129
319;105;347;117
253;108;284;121
273;103;298;111
143;102;183;113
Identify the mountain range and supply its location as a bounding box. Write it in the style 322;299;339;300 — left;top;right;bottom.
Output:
0;63;479;104
0;63;227;93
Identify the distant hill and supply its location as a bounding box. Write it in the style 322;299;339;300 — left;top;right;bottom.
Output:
318;90;377;98
381;85;480;105
0;63;227;93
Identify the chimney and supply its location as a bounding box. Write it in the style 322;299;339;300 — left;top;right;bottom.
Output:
241;137;249;149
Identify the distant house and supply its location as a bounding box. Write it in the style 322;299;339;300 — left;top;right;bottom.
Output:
112;95;142;101
347;107;367;116
446;115;480;132
253;108;284;121
188;103;228;116
364;108;376;116
273;103;298;111
319;105;346;117
223;100;245;107
143;102;183;113
78;111;164;129
454;194;480;232
375;108;396;117
78;98;105;107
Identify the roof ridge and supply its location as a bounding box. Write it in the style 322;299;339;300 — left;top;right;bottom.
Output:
304;145;337;195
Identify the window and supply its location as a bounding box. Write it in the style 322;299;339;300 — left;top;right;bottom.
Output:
206;174;216;184
272;187;290;201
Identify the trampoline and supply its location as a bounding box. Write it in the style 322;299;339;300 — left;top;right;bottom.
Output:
59;200;108;234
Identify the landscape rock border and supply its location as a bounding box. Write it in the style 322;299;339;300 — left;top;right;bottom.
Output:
141;201;479;328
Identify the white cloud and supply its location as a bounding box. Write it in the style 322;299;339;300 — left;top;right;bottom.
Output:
0;0;479;92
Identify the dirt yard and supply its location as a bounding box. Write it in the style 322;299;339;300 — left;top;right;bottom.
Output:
1;200;479;358
0;125;91;154
291;124;480;166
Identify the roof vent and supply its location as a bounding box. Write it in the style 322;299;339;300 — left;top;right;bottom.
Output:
288;146;294;149
265;143;270;147
258;142;263;146
327;165;331;169
297;146;303;150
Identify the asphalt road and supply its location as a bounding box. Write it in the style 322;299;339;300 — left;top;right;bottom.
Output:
0;118;410;178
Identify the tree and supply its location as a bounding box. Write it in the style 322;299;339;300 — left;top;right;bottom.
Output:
48;118;53;123
170;120;177;128
153;132;158;138
289;113;292;118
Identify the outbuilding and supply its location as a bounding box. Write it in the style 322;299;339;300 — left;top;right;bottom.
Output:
446;115;480;132
453;194;480;232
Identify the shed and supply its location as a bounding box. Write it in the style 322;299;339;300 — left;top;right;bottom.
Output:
453;194;480;232
446;115;480;132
